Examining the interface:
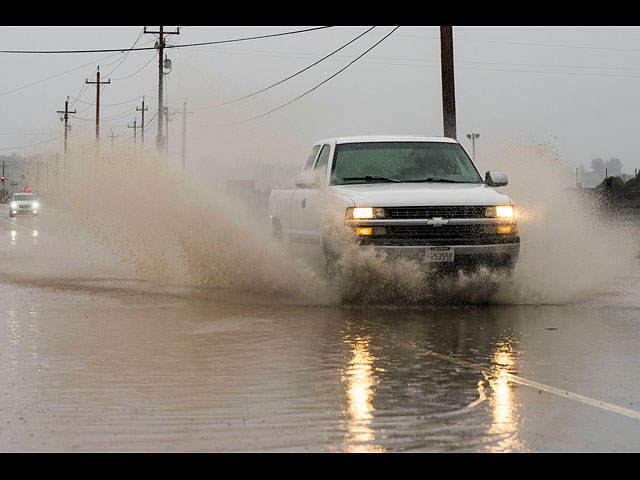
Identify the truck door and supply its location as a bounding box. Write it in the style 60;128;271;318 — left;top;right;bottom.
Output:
290;143;331;250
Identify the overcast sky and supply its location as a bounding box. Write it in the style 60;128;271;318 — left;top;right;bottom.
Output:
1;25;639;181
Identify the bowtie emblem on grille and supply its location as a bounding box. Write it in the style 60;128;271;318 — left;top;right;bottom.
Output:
427;217;448;227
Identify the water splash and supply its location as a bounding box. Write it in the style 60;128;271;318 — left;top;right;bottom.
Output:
56;137;637;307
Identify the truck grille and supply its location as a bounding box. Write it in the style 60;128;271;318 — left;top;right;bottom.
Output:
386;206;487;219
357;224;519;246
389;224;512;239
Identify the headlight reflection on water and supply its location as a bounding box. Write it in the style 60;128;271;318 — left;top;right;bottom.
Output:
8;229;38;245
483;335;526;453
341;335;385;453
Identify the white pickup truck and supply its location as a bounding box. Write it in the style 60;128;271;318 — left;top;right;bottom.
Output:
268;135;519;277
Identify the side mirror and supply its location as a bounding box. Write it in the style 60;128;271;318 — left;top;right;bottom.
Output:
485;170;508;187
295;170;320;189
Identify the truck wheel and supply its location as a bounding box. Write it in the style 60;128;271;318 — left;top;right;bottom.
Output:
272;219;283;243
322;235;342;283
325;255;341;282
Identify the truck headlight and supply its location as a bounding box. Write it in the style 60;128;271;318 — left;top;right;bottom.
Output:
485;205;514;218
32;202;39;209
346;207;386;219
10;202;17;209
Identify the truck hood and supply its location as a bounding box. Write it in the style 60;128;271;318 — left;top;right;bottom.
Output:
330;182;513;207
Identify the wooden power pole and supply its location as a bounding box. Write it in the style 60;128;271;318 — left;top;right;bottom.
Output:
173;99;192;170
86;67;111;146
128;119;138;148
144;26;179;154
440;26;457;139
136;96;148;147
57;96;76;155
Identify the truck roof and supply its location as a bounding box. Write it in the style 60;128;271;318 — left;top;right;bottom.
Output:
315;135;459;145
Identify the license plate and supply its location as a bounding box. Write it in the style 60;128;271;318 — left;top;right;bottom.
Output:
425;246;454;263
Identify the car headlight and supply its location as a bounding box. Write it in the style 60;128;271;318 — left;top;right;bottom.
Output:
346;207;386;219
32;202;39;209
10;202;17;209
485;205;514;218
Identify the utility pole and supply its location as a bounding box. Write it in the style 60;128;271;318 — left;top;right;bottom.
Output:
466;133;479;158
440;26;457;139
107;128;119;150
57;96;76;155
86;67;111;147
165;106;170;160
174;99;193;170
182;100;188;170
57;97;77;197
136;96;148;147
128;119;138;148
144;26;179;154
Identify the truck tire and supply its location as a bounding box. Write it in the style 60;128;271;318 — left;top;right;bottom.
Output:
272;219;283;243
321;234;342;283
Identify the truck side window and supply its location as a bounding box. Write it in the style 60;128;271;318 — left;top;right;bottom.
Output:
303;145;321;170
314;145;331;175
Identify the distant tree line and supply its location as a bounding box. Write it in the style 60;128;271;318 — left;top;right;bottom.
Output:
578;157;626;187
595;173;640;192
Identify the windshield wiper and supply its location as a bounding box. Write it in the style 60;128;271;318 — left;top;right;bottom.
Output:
342;175;401;183
405;177;462;183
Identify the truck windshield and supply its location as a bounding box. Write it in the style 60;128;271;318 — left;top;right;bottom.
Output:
332;142;482;185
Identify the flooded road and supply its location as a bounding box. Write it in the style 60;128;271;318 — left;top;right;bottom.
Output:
1;204;639;452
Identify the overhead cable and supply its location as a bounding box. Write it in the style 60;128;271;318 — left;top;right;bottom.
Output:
194;26;376;110
0;27;333;54
229;26;400;125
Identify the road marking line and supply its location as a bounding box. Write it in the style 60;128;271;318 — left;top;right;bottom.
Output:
0;217;33;231
386;337;640;421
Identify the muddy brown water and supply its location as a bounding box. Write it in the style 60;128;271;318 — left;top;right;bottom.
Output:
1;207;639;452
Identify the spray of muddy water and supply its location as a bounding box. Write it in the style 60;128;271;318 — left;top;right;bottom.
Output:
59;138;637;307
60;143;330;303
335;140;638;305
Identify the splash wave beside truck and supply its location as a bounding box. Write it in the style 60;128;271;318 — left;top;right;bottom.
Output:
268;136;519;277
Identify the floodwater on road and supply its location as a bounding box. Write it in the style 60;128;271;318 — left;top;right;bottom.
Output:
1;205;639;452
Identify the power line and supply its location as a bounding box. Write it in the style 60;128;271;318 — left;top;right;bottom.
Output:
102;29;146;77
229;26;400;125
0;135;59;152
71;95;144;108
110;51;157;81
0;26;334;54
194;26;376;110
339;27;640;54
165;26;333;49
0;52;120;99
454;34;640;54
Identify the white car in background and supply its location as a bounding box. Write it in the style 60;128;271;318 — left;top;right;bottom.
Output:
9;193;40;217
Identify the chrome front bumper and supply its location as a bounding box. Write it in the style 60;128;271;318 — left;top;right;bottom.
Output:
370;243;519;256
365;242;520;273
